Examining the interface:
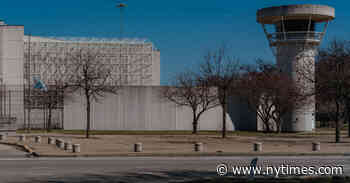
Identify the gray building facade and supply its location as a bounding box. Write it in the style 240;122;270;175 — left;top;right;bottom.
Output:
0;20;243;132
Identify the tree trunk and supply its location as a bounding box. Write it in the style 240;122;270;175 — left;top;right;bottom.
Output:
276;123;280;133
276;119;283;133
192;112;198;134
222;101;227;138
277;124;282;134
335;101;341;143
348;116;350;138
336;120;340;143
347;101;350;138
86;94;91;139
48;106;52;132
264;120;270;133
28;109;31;133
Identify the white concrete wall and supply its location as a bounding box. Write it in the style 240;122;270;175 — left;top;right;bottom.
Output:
0;26;24;86
0;25;25;128
64;86;235;131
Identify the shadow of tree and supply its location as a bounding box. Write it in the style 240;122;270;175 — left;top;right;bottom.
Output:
13;171;350;183
17;170;218;183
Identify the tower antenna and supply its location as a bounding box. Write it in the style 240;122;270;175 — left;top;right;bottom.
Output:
116;0;127;39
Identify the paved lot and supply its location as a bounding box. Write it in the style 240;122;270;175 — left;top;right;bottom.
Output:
0;156;347;183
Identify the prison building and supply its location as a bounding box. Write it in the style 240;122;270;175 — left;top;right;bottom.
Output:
0;19;267;132
23;36;160;86
21;36;161;129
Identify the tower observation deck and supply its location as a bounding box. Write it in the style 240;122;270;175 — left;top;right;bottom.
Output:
257;5;335;132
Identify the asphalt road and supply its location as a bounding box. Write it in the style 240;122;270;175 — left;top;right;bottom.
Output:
0;156;346;183
0;144;27;158
0;145;349;182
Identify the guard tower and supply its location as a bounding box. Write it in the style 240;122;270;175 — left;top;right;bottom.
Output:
257;5;335;132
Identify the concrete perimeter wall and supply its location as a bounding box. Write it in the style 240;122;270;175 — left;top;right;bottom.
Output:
64;86;236;131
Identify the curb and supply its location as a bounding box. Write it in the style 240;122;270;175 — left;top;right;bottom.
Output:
31;152;350;158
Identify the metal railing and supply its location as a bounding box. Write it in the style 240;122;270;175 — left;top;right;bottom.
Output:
267;31;324;44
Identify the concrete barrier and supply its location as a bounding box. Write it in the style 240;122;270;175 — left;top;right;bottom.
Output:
57;139;65;149
0;134;6;141
55;138;60;146
134;143;142;152
312;142;320;151
48;137;55;145
194;142;203;152
19;135;25;142
64;87;237;132
254;142;262;152
64;142;73;151
73;144;81;153
35;136;41;143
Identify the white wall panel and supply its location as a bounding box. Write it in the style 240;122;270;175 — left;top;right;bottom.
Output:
64;86;236;131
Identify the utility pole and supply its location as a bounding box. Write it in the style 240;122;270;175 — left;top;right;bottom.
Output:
117;1;127;39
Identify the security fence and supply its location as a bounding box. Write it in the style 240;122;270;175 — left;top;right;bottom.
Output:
23;84;64;130
2;84;64;131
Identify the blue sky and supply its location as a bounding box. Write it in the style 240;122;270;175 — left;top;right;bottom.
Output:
0;0;347;84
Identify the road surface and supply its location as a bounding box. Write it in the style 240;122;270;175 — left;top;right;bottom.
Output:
0;144;348;182
0;144;27;158
0;156;346;183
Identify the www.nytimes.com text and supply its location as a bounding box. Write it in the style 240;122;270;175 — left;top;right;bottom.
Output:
217;163;344;177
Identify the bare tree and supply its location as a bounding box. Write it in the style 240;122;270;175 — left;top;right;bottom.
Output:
316;40;350;142
161;71;219;134
25;41;153;136
240;63;275;132
240;61;304;133
41;56;69;132
26;49;71;132
66;48;126;138
199;45;241;138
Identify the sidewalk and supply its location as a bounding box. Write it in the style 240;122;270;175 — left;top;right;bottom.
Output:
2;133;350;157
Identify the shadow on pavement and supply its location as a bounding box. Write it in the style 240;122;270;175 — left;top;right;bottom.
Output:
0;144;27;158
14;172;350;183
14;170;218;183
